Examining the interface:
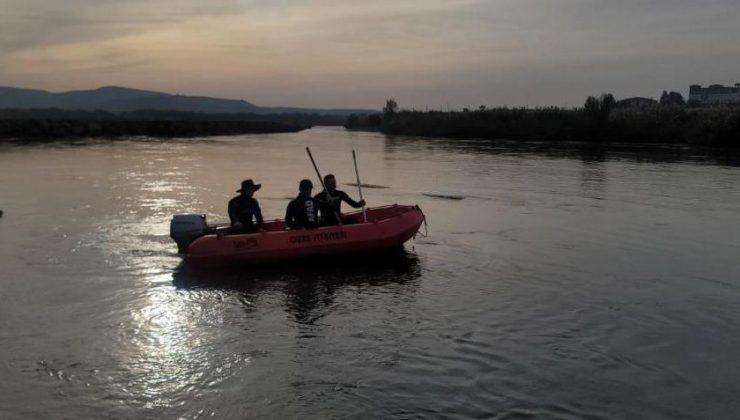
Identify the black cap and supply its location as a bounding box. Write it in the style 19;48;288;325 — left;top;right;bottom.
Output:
299;179;313;192
237;179;261;193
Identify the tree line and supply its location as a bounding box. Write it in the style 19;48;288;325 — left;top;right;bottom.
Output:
345;96;740;147
0;108;353;140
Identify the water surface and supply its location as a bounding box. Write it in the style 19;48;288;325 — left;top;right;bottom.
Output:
1;127;739;419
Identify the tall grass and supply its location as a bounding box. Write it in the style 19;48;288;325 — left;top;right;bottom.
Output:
0;108;325;139
346;104;740;147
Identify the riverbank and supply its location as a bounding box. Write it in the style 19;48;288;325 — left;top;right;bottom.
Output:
0;118;306;139
0;109;348;140
346;105;740;147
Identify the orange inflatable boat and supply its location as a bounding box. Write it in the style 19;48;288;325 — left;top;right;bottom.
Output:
170;204;425;266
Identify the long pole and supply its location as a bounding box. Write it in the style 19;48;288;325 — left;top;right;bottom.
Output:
306;147;342;225
352;150;367;222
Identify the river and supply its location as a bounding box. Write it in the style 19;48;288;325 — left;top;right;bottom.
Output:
1;127;739;419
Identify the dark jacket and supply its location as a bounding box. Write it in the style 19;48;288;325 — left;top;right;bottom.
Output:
228;195;264;232
314;189;362;225
285;194;319;229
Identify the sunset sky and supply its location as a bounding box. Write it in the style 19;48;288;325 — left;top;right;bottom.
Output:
1;0;739;109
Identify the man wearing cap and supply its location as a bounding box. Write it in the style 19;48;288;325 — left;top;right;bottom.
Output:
285;179;319;229
228;179;265;233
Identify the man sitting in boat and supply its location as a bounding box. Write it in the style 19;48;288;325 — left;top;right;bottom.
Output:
285;179;319;229
314;174;366;226
228;179;265;233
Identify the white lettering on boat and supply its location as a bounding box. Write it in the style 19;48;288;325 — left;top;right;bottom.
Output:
289;234;311;244
288;231;347;245
312;231;347;241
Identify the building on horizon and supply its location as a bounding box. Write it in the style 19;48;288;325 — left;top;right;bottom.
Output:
689;84;740;105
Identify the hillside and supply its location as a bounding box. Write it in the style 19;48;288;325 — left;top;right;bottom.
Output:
0;86;374;116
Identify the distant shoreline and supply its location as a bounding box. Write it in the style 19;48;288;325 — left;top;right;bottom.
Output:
345;104;740;148
0;109;338;140
0;118;307;140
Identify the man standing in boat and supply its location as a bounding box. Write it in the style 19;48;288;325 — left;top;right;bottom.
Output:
285;179;319;229
314;174;365;226
228;179;265;233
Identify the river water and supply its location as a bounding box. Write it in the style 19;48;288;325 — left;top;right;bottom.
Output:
1;127;739;419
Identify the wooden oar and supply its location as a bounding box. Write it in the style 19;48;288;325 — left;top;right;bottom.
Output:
352;150;367;223
305;147;342;225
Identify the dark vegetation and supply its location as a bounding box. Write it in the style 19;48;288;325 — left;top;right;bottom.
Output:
0;109;349;139
346;95;740;147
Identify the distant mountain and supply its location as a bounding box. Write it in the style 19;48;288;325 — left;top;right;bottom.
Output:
0;86;375;116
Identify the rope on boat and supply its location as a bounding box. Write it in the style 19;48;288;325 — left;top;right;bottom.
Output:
415;208;429;238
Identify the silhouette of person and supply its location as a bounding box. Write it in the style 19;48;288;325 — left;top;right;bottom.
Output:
228;179;265;233
314;174;365;226
285;179;319;229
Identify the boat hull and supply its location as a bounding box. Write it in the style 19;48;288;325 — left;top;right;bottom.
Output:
185;205;424;266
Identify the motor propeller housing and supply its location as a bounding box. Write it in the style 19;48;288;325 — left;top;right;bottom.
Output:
170;214;208;253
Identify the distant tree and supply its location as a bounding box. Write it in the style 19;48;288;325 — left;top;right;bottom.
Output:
479;105;487;111
603;93;616;111
660;91;685;106
367;113;382;127
686;99;702;108
584;93;615;127
345;114;359;128
383;99;398;117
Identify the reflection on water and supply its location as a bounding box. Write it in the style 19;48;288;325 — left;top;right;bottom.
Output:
173;250;423;324
173;248;422;289
383;134;740;167
123;277;208;407
2;128;740;418
579;159;607;201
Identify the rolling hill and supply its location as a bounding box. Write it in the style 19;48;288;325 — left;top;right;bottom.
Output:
0;86;375;116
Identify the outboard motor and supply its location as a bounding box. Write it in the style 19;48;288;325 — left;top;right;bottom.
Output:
170;214;208;253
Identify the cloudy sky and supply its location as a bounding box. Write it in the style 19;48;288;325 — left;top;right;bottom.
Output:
1;0;739;109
